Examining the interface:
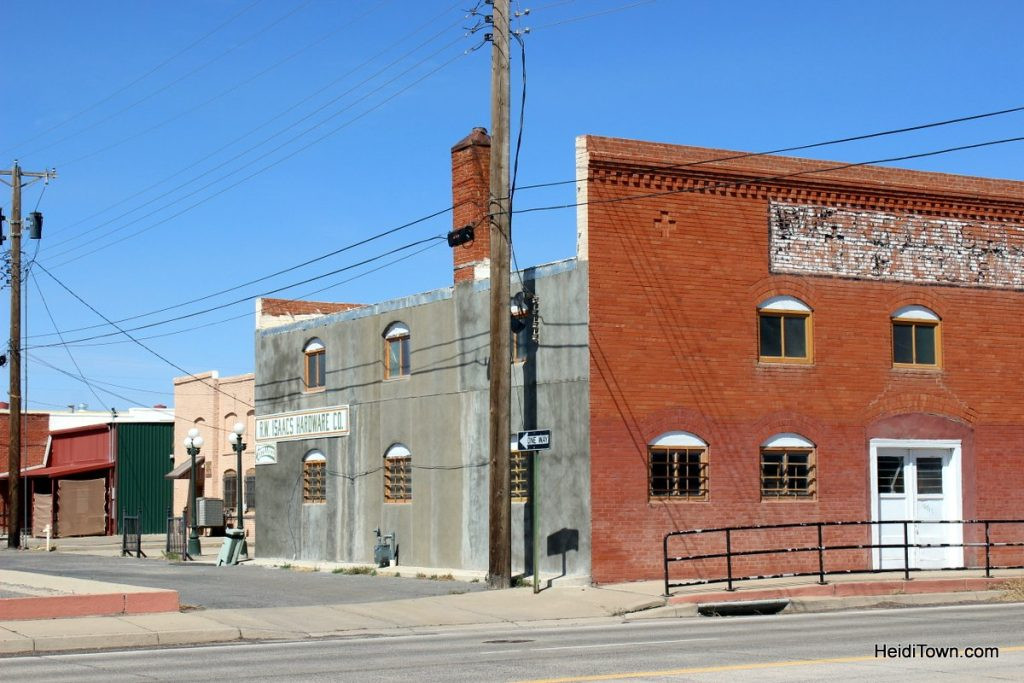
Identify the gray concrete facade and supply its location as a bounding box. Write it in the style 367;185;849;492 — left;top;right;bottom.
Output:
254;258;591;581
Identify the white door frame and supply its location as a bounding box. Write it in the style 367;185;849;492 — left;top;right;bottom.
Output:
868;438;963;569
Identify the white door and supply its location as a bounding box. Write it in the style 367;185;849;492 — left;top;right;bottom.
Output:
874;447;962;570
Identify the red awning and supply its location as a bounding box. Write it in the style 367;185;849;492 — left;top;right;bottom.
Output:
24;461;113;479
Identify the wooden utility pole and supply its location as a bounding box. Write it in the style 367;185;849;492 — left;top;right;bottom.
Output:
487;0;512;589
2;161;55;548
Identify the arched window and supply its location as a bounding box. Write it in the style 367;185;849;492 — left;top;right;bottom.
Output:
384;444;412;502
223;469;237;512
384;323;411;379
891;305;940;368
223;412;237;454
303;451;326;504
760;433;815;498
304;338;326;391
758;296;812;363
244;468;256;511
648;431;708;499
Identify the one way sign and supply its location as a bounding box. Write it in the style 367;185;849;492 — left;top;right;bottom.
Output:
515;429;551;451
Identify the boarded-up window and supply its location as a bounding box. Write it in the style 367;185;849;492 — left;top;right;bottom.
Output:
57;478;106;537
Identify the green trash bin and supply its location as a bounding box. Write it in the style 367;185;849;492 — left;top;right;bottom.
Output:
217;528;247;566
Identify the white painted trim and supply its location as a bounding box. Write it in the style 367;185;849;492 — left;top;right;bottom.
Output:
384;322;410;339
304;339;324;352
758;295;811;312
649;431;707;448
303;450;326;463
868;438;963;569
761;433;814;449
892;305;939;321
385;444;411;459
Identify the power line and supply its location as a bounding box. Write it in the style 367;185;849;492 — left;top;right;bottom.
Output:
512;135;1024;216
43;4;469;249
55;1;390;169
26;353;247;438
30;235;448;349
43;36;476;267
17;1;314;160
0;0;265;157
515;104;1024;192
30;271;110;411
29;203;457;340
59;238;447;349
530;0;656;30
31;262;255;409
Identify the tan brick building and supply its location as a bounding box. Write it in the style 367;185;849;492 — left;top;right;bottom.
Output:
173;372;256;544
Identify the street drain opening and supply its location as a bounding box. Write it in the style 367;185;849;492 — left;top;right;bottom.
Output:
482;639;534;644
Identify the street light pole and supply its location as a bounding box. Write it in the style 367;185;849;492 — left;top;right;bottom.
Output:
183;428;204;559
227;422;249;560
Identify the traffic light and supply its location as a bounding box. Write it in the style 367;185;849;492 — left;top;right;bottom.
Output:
27;211;42;240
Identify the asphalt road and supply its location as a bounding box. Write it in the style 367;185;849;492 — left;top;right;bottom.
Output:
3;603;1022;681
0;552;484;609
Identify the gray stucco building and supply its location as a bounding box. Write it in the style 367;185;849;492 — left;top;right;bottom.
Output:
254;129;591;581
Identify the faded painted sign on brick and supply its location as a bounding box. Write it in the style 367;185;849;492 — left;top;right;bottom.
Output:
769;202;1024;289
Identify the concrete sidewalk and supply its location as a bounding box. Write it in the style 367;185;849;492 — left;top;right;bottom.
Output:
1;569;1021;656
0;582;666;655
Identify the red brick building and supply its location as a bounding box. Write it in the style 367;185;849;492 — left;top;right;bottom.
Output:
580;136;1024;583
0;411;51;534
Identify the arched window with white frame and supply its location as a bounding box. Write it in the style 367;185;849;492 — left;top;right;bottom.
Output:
758;295;812;363
384;444;412;502
384;322;411;379
303;338;326;391
760;433;816;499
648;431;708;500
303;451;326;504
891;305;940;368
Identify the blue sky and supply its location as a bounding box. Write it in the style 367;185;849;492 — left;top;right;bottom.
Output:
3;0;1023;412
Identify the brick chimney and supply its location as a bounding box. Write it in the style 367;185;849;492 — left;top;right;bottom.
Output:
451;127;491;283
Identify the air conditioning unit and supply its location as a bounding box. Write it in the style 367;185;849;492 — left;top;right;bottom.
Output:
196;498;224;527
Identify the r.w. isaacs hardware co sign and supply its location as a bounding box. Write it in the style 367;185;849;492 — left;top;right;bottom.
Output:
255;406;349;443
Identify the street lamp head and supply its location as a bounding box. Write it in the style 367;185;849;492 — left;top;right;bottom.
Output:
232;422;245;436
187;427;199;439
183;436;193;449
228;432;238;446
192;435;204;449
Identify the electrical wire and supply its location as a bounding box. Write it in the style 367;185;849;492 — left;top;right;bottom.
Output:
17;1;315;160
43;4;469;249
512;135;1024;216
55;1;391;169
29;234;449;349
28;202;458;340
26;353;247;437
30;271;110;411
0;0;265;157
32;262;255;409
515;104;1024;192
43;37;477;267
530;0;656;30
53;238;447;349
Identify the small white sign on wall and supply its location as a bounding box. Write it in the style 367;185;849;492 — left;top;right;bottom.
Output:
255;443;278;466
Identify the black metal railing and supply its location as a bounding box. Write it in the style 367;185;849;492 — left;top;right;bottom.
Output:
121;508;146;558
166;507;186;559
664;519;1024;595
